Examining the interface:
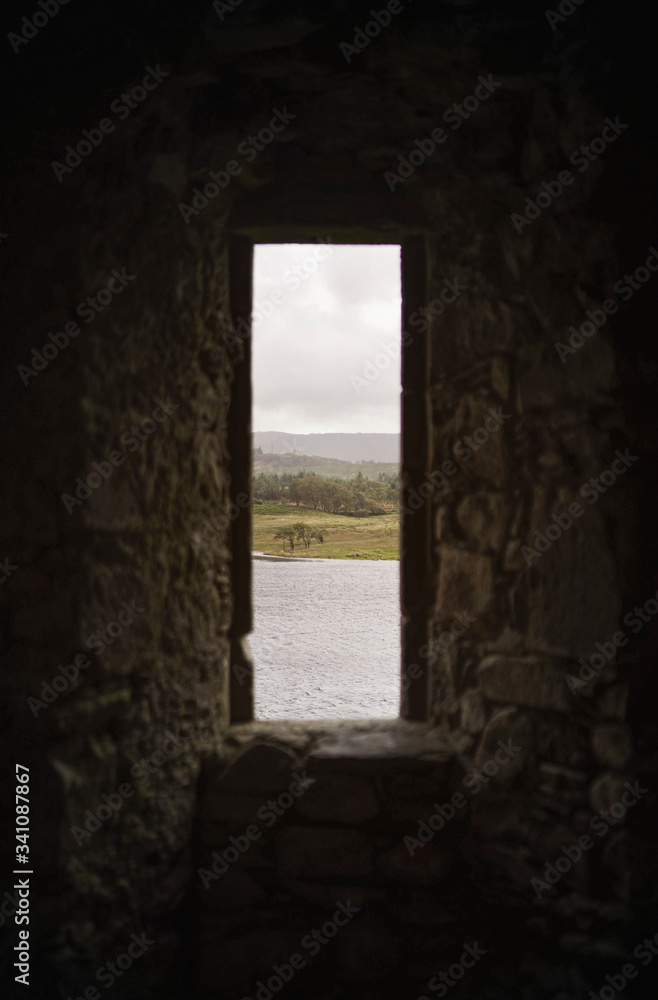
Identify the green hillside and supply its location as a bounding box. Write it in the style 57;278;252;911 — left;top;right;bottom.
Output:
253;450;398;480
253;504;399;560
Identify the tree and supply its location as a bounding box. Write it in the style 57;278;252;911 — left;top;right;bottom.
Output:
273;527;295;551
291;522;313;548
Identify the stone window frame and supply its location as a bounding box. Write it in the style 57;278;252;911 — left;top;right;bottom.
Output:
227;233;432;726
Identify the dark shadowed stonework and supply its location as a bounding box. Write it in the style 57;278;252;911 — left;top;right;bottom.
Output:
1;0;658;997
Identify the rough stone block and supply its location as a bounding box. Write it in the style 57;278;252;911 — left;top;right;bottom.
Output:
461;690;487;734
456;493;509;552
295;773;379;824
591;724;633;768
475;706;533;782
196;789;270;828
436;547;494;621
212;742;302;792
478;655;572;713
589;772;633;814
525;500;622;658
452;395;511;489
596;683;628;721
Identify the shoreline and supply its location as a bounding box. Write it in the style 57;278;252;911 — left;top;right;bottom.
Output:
252;551;396;563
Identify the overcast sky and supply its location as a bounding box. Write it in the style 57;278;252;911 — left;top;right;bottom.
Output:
252;243;401;434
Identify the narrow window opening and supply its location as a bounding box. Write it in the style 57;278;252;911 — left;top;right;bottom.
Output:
249;243;402;720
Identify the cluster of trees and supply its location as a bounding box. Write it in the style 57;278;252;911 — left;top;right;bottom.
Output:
289;477;386;515
274;522;327;551
253;469;399;513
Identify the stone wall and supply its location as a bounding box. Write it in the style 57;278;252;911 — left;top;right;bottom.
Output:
1;77;242;995
1;1;657;996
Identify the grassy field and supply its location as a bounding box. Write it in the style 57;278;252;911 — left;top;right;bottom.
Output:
253;504;399;559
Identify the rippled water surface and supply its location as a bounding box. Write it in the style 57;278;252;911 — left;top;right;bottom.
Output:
250;557;400;719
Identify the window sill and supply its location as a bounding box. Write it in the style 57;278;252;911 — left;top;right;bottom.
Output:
224;717;458;762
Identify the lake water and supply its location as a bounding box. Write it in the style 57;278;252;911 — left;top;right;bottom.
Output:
250;556;400;719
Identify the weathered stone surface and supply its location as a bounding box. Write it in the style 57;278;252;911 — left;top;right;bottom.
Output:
470;799;530;839
525;501;622;658
213;742;302;792
456;493;509;552
517;365;572;412
478;656;573;713
596;683;629;720
276;827;373;877
475;707;533;782
503;538;527;572
436;547;494;621
591;724;634;768
2;5;653;995
195;789;271;827
295;773;379;824
309;722;455;761
589;772;633;814
461;689;487;734
452;395;511;489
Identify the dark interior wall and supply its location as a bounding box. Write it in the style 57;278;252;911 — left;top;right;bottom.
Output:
1;77;240;993
2;1;658;997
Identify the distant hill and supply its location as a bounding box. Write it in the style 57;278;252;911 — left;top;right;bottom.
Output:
252;451;398;480
253;431;400;464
